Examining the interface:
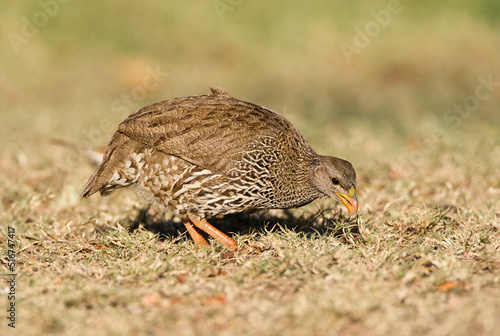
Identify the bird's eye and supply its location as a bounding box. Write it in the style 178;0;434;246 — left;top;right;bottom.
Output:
331;177;340;185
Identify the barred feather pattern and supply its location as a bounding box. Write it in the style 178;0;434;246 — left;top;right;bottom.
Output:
130;134;322;220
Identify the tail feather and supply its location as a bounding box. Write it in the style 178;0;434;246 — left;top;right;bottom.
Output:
82;132;144;198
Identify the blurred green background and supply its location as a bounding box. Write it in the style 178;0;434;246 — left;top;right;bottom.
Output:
1;0;499;181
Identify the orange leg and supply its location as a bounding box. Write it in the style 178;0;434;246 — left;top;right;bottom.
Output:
182;219;210;248
188;215;239;251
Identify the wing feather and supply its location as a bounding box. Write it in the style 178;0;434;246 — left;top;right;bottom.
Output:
117;89;314;173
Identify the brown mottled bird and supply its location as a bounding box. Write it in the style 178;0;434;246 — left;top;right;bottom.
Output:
82;87;358;250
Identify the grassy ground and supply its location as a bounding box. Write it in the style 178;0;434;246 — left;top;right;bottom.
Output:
1;1;499;335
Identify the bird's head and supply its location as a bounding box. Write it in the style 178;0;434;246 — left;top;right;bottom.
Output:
311;155;358;216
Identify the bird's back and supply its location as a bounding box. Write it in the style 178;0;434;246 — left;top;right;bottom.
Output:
117;87;315;173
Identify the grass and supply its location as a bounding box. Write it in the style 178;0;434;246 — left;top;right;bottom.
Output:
1;1;500;335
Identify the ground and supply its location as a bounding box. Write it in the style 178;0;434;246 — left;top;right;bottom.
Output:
1;1;499;335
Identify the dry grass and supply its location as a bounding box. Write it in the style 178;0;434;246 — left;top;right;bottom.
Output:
1;1;500;335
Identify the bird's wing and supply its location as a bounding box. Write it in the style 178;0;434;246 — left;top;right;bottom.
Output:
117;88;313;173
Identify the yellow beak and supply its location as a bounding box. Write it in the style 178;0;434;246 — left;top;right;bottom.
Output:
335;187;358;215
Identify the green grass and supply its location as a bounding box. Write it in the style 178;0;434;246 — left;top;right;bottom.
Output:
1;1;500;335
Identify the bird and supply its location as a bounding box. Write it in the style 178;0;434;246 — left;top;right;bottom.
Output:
82;87;358;251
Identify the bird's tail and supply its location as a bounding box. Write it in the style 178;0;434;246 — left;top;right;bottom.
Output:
82;132;144;198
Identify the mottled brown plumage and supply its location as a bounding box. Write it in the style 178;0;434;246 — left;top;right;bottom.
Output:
82;87;358;250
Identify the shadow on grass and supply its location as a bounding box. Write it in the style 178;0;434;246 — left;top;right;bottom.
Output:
126;205;362;244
